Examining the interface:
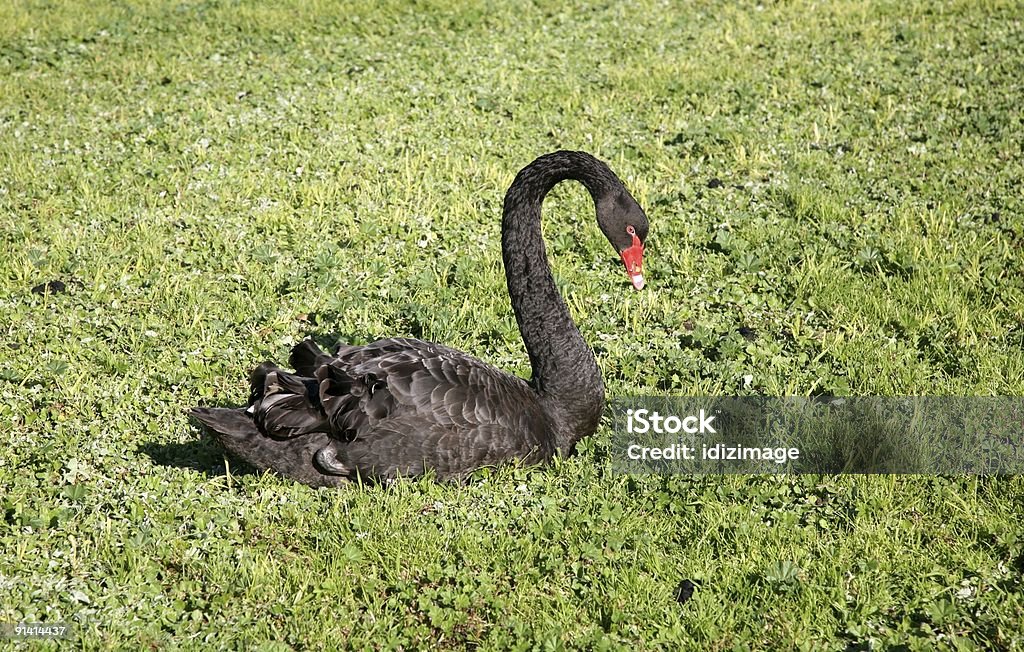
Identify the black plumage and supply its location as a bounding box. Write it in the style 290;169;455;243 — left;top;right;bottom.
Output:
191;151;650;486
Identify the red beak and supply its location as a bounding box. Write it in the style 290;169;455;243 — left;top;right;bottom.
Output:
620;232;645;290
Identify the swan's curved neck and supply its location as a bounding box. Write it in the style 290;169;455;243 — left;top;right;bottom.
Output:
501;151;617;454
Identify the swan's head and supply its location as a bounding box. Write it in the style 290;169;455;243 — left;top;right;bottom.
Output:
598;190;649;290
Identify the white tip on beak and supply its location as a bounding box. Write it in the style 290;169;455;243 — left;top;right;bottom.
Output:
630;273;645;290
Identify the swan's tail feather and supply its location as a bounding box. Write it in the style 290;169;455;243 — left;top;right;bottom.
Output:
190;407;257;440
189;407;346;487
290;339;331;377
190;407;266;461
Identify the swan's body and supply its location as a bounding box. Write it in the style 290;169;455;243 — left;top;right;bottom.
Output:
191;151;649;486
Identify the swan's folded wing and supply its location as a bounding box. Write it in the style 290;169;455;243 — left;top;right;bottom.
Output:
314;338;553;478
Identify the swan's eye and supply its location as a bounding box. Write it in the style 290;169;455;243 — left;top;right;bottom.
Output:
626;225;636;236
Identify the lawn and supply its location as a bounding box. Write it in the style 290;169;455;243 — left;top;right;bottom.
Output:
2;0;1023;649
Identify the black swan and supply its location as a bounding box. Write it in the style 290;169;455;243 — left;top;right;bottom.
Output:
191;150;649;486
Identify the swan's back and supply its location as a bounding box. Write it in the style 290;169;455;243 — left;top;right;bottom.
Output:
192;339;553;482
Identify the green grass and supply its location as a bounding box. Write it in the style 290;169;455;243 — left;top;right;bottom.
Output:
2;0;1024;648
